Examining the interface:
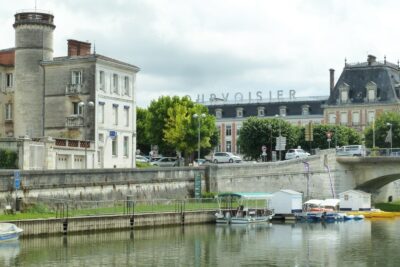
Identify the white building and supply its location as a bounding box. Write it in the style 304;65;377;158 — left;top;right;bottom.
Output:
270;189;303;214
339;190;371;211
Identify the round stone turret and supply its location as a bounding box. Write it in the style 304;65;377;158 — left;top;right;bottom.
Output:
13;10;55;138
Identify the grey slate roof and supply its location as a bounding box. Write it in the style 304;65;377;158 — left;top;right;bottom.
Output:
206;99;326;118
327;59;400;105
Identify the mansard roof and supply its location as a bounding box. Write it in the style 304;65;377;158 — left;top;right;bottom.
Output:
206;98;327;118
327;56;400;105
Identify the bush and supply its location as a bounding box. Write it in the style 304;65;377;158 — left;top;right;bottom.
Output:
136;162;151;168
0;149;18;169
202;192;216;198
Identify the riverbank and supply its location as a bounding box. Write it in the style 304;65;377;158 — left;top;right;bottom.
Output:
9;210;216;237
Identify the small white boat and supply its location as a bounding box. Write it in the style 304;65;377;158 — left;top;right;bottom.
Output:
0;223;23;242
354;214;365;220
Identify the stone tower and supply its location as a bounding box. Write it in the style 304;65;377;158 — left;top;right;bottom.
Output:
13;11;55;138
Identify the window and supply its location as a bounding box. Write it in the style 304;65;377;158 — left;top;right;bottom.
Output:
112;104;118;125
5;103;12;120
98;102;105;123
113;74;119;94
236;107;243;118
302;105;310;115
124;106;130;126
340;112;348;125
99;71;105;91
279;106;286;116
236;126;241;136
73;102;83;115
215;109;222;119
257;107;265;117
352;112;360;126
367;111;375;125
123;136;129;157
226;125;232;136
226;141;232;152
339;83;350;103
366;81;377;102
124;76;130;95
71;70;82;85
6;73;13;87
98;133;104;143
112;136;118;156
328;113;336;124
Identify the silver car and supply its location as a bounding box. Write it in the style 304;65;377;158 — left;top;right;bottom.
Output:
212;152;242;163
285;149;310;160
150;157;178;167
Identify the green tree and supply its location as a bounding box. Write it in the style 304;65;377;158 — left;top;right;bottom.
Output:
238;117;300;160
364;112;400;148
298;124;362;150
0;149;18;169
163;103;217;161
136;107;151;155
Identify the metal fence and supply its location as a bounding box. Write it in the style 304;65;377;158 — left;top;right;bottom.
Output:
21;196;218;219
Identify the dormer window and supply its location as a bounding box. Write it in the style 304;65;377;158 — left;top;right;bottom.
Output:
366;81;377;102
236;107;243;118
279;106;287;116
257;107;265;117
339;83;350;103
215;108;222;119
301;105;310;115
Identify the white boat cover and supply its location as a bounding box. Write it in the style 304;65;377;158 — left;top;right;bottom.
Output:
321;199;340;207
304;199;323;206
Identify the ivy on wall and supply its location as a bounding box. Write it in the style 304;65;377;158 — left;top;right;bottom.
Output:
0;149;18;169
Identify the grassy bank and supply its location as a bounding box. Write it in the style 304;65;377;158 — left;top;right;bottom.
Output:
375;202;400;212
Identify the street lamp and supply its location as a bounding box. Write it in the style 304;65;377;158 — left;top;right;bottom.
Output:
372;116;375;149
275;114;285;161
193;113;206;163
268;124;272;161
79;101;94;169
386;122;393;153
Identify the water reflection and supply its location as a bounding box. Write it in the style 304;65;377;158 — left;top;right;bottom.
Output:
4;219;400;266
0;241;20;266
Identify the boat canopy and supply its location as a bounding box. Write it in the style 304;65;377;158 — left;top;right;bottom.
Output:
304;199;323;206
216;192;273;200
321;199;340;207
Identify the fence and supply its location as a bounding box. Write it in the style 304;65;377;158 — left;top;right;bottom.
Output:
14;196;219;219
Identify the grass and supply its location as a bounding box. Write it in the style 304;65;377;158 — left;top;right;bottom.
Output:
375;202;400;212
0;199;220;222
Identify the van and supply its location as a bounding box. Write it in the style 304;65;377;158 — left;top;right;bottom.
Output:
336;145;365;156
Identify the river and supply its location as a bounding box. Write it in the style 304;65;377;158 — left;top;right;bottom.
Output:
1;218;400;266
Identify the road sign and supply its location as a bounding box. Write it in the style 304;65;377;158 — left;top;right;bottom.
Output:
14;170;20;190
305;122;314;141
275;136;286;151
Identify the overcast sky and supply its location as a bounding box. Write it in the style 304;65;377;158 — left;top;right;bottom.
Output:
1;0;399;107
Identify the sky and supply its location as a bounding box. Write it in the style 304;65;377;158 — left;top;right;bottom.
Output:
1;0;400;107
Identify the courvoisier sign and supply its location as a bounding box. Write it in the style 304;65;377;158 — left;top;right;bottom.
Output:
194;89;297;103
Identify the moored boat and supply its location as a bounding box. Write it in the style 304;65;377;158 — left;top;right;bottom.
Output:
0;223;23;242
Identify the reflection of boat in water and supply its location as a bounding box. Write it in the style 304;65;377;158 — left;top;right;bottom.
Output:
0;223;23;242
0;240;20;266
215;192;274;224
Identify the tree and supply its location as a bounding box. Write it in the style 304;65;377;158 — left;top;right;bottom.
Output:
298;124;362;150
136;107;151;155
364;112;400;148
238;117;299;160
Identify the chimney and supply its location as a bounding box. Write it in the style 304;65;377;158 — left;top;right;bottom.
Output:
329;68;335;92
68;39;91;57
367;54;376;66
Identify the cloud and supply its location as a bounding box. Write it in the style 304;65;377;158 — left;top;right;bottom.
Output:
2;0;400;107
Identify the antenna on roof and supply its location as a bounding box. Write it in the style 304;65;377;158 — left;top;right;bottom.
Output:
384;55;386;64
93;41;96;55
344;57;347;67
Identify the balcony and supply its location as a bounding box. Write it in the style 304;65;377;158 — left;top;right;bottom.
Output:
65;115;84;128
66;84;82;95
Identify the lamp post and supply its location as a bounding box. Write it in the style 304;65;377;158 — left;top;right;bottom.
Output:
372;116;375;149
268;124;272;161
275;114;285;161
193;113;206;163
386;122;393;154
79;101;94;169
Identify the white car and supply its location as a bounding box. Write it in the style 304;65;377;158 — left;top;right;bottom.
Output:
285;149;310;160
212;152;242;163
336;145;365;156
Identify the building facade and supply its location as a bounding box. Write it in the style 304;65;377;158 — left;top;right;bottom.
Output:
0;10;140;169
205;96;328;153
324;55;400;131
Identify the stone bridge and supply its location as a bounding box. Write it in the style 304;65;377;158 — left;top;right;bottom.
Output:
209;149;400;202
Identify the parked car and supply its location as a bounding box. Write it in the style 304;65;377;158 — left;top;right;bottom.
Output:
336;145;365;156
194;159;209;165
285;149;310;160
136;155;149;163
150;157;179;167
212;152;242;163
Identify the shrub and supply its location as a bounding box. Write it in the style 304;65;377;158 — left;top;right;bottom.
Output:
0;149;18;169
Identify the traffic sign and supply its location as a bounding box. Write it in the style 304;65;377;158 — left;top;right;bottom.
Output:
275;136;286;151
